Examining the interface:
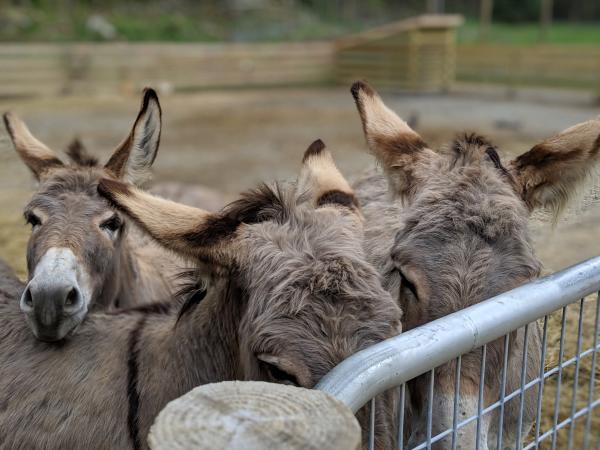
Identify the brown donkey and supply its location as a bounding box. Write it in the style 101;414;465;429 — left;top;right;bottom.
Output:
0;141;401;449
350;81;600;448
2;89;188;342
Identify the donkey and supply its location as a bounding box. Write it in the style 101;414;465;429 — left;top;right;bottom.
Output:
0;141;402;449
2;89;189;342
350;81;600;449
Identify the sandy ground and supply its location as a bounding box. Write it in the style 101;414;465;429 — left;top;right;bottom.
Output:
0;87;599;446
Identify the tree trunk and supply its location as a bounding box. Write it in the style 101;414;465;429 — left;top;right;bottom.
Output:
540;0;553;41
479;0;493;41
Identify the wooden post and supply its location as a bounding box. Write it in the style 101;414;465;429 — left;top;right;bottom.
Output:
540;0;553;42
149;381;361;450
479;0;493;41
427;0;444;14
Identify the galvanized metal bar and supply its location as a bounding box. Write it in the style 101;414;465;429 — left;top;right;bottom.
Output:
516;324;530;449
397;384;405;450
497;333;510;449
426;369;434;449
551;307;567;450
317;256;600;413
369;397;375;450
534;316;549;449
567;298;585;450
583;293;600;450
451;355;461;450
475;345;486;450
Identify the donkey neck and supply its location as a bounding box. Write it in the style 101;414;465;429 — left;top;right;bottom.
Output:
134;277;244;439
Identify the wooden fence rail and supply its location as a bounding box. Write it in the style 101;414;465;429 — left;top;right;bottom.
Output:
0;41;598;99
457;44;600;91
0;42;334;99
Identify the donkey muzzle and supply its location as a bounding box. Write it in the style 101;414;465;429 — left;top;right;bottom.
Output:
21;248;89;342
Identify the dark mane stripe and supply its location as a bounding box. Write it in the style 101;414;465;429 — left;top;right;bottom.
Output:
182;183;289;247
175;275;208;324
126;316;147;450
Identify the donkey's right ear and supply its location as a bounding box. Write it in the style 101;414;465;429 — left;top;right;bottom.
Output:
3;112;63;180
105;88;161;185
351;81;436;200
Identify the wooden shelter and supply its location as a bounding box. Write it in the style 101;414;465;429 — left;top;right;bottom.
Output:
335;14;464;92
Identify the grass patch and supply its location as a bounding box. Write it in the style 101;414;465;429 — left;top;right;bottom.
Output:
459;20;600;45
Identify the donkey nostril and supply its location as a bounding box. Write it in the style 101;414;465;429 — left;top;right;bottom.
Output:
23;289;33;307
65;288;79;307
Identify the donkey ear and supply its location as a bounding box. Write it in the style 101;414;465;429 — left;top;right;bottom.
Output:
351;81;435;200
298;139;360;215
3;112;63;180
105;88;161;185
97;178;238;266
509;117;600;216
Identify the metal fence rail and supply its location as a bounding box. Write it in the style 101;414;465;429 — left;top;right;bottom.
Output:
317;256;600;449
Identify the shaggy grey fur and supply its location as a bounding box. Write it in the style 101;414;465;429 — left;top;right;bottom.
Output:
350;79;600;447
0;181;401;449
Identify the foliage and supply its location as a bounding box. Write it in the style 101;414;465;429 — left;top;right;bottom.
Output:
0;0;599;42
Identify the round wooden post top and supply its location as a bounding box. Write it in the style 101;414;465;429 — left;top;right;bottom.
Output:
148;381;361;450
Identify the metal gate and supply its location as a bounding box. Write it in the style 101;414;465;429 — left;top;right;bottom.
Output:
317;256;600;449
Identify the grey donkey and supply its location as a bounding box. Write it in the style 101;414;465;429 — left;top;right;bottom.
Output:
350;80;600;449
0;140;402;449
2;89;212;341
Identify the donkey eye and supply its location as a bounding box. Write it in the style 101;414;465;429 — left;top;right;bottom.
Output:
260;361;300;387
100;214;123;236
24;212;41;229
398;269;419;300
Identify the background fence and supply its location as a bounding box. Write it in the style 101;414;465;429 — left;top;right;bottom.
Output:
457;44;600;91
0;42;335;98
1;41;599;100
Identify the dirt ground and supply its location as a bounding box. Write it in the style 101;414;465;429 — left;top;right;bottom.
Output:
0;87;599;446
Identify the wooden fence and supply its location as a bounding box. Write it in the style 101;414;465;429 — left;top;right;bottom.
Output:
0;42;334;99
457;44;600;91
335;15;462;92
0;41;599;99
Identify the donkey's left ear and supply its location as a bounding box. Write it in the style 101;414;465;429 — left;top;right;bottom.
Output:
105;88;161;185
509;117;600;216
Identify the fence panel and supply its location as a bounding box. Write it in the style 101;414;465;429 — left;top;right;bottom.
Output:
457;44;600;91
0;42;335;99
317;256;600;449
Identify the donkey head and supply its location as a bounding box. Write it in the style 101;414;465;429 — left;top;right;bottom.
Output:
98;140;402;447
352;81;600;446
3;89;162;341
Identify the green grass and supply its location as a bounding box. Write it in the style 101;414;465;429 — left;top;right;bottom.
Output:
1;3;599;44
459;20;600;45
0;3;361;43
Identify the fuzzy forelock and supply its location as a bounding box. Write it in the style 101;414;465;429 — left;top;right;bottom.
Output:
65;139;99;167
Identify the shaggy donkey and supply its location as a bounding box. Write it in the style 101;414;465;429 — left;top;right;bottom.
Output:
2;89;189;342
350;81;600;449
0;141;402;449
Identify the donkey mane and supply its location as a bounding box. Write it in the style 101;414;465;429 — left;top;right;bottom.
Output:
65;139;99;167
220;182;293;226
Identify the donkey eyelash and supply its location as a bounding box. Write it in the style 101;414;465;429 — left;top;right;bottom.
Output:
100;215;123;232
261;362;300;386
24;212;41;228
